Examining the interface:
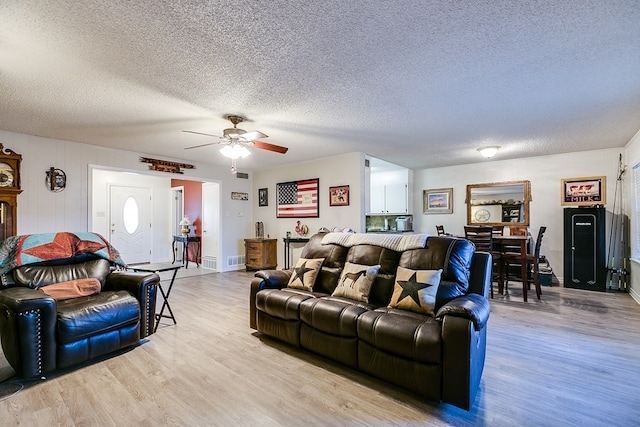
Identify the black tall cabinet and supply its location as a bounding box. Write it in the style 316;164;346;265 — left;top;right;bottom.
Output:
563;207;606;291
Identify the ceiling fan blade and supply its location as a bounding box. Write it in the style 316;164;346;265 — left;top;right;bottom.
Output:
184;141;221;150
241;130;268;141
252;140;289;154
182;130;222;138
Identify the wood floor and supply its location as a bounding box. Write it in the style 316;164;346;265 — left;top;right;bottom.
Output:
1;269;639;426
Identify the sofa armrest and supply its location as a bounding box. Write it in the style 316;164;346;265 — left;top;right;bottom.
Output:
435;294;490;331
249;269;292;329
0;287;58;378
104;271;159;338
438;294;490;409
254;269;292;288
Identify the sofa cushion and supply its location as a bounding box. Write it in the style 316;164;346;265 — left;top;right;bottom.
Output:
388;267;442;315
344;244;401;307
399;237;474;309
357;309;443;364
56;290;140;344
331;262;380;302
256;288;318;321
287;258;324;291
300;233;350;295
300;296;372;337
38;278;101;300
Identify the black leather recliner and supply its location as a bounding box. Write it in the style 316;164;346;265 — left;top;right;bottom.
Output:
0;257;158;378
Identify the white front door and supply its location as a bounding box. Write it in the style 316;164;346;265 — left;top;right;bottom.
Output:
110;185;152;264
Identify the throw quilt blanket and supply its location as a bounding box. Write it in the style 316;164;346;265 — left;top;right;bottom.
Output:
321;232;430;252
0;232;126;276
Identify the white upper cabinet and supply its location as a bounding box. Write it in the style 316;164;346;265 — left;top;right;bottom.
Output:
384;182;408;213
367;162;411;214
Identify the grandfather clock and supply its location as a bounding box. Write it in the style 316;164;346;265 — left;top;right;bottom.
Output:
0;144;22;241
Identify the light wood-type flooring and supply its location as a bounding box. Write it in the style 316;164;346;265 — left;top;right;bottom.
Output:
1;269;639;426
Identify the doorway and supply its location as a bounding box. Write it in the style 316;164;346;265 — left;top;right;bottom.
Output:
201;182;220;271
171;186;185;261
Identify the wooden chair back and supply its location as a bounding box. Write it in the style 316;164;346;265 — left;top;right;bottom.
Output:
436;225;446;236
464;225;494;252
533;226;547;259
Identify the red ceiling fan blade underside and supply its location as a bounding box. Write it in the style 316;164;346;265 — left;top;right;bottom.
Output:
252;140;288;154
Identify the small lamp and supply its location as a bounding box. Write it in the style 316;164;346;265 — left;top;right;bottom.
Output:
478;146;500;158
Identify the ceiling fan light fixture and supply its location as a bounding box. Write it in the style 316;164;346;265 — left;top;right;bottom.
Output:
220;144;251;159
478;146;500;158
223;127;246;139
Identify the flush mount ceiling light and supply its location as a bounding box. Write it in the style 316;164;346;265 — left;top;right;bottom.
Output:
478;146;501;158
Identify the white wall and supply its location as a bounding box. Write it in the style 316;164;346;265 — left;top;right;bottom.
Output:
413;148;623;283
252;152;365;268
7;126;639;294
624;129;640;303
4;130;252;271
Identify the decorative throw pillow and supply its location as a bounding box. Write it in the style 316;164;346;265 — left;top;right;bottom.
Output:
332;262;381;303
388;266;442;315
287;258;325;291
37;278;101;301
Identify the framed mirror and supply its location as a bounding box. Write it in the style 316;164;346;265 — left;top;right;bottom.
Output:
466;180;531;226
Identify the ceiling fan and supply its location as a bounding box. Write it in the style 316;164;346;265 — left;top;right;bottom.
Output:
183;115;288;173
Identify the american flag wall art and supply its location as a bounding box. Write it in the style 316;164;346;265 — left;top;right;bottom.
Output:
276;178;319;218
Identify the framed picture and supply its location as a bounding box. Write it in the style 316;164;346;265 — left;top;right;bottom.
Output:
329;185;349;206
276;178;319;218
258;188;268;207
231;192;248;201
561;176;606;206
423;188;453;214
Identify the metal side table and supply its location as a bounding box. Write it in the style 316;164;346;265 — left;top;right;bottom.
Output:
130;263;182;332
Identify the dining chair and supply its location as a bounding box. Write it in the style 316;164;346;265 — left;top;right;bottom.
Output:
464;225;502;298
503;226;547;301
436;225;446;236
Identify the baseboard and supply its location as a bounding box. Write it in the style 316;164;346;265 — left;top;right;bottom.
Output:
629;287;640;305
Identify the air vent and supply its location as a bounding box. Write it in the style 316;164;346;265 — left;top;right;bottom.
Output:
226;255;246;268
236;172;249;179
202;256;217;270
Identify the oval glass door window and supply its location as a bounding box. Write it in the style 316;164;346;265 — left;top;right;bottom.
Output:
122;196;139;234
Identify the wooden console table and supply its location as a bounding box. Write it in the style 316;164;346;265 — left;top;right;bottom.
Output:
172;235;201;268
283;237;310;269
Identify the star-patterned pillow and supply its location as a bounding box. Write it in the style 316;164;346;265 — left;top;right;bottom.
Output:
388;266;443;315
331;262;381;303
287;258;325;291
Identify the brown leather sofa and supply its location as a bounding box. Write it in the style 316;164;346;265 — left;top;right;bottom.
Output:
0;257;158;379
249;233;491;411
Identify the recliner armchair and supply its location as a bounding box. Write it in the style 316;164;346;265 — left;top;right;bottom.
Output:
0;257;158;378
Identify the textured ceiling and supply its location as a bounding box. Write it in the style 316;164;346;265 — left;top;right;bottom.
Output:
1;1;639;171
